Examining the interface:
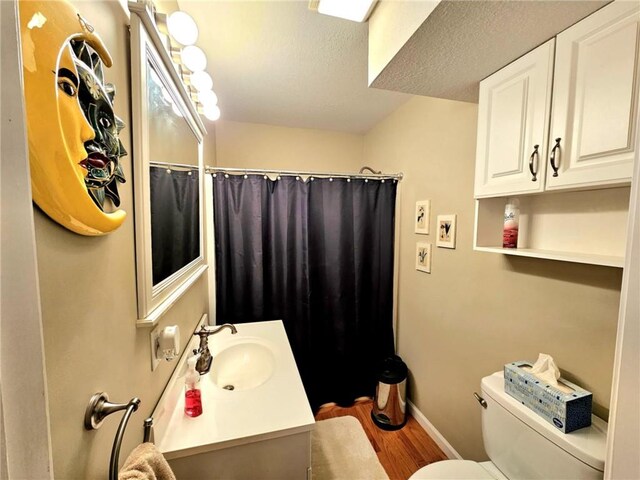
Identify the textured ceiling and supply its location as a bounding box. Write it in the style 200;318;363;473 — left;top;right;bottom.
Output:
371;0;611;103
174;1;611;131
177;1;410;134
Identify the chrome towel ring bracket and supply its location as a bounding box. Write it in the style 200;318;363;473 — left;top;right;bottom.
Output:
84;392;140;430
84;392;141;480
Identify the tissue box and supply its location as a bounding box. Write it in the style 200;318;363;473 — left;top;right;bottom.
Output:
504;361;592;433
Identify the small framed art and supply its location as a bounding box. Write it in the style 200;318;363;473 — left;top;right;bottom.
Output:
436;214;457;249
416;242;432;273
415;200;430;234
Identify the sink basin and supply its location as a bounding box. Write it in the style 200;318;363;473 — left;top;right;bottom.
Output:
210;340;275;391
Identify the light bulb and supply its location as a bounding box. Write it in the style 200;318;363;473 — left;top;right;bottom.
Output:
190;71;213;92
203;104;220;122
181;46;207;72
167;11;198;46
198;89;218;108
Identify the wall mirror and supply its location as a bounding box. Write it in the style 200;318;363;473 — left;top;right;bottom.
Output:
130;4;207;325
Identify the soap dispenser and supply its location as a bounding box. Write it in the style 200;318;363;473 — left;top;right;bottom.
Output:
185;353;203;417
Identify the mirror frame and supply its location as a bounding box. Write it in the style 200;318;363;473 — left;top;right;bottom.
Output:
130;3;207;326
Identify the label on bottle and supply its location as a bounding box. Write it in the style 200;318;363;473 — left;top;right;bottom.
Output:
503;227;518;248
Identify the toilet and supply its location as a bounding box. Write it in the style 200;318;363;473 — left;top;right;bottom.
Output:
410;371;607;479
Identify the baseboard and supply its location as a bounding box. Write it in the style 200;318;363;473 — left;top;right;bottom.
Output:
407;400;462;460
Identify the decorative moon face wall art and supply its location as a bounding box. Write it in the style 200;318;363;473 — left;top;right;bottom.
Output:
19;0;127;235
72;40;127;210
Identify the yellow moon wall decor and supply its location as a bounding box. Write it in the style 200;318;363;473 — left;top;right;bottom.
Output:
19;0;126;235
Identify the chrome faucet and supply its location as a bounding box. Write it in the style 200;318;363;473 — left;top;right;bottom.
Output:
193;324;238;375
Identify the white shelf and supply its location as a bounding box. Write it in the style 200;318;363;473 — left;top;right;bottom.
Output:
474;188;630;269
474;246;624;268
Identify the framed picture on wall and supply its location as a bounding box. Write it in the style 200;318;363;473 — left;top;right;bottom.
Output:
415;242;432;273
415;200;430;234
436;214;457;249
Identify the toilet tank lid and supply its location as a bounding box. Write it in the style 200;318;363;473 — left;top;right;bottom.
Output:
481;372;607;472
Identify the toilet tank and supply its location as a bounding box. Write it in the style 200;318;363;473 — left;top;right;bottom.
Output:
481;372;607;480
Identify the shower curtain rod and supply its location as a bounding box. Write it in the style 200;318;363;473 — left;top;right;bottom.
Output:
150;161;199;171
205;166;403;180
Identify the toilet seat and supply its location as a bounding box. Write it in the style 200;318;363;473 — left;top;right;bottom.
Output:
409;460;499;479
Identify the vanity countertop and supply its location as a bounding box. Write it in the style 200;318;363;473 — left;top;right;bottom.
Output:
151;320;315;460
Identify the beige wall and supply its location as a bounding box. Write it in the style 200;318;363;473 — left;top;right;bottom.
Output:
32;2;211;477
203;121;217;167
215;120;364;171
364;96;622;460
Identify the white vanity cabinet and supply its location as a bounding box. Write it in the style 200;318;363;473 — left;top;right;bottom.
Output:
475;1;639;198
473;1;639;267
151;321;315;480
474;40;554;198
546;1;640;190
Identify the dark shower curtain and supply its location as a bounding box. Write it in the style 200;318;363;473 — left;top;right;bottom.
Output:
150;166;200;285
213;173;397;409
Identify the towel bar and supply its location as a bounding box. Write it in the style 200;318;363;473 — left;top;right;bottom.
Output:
84;392;140;480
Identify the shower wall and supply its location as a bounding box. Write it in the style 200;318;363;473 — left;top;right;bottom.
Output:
215;120;364;172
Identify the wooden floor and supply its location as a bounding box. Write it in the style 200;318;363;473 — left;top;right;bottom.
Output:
315;399;448;480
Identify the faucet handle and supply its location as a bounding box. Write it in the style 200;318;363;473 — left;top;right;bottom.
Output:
194;325;212;337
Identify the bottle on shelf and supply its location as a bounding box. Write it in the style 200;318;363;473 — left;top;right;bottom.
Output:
503;198;520;249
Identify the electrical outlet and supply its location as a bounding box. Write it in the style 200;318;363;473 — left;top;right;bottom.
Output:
150;326;161;371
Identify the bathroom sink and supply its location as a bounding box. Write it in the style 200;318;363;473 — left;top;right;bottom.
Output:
210;340;275;391
151;320;315;479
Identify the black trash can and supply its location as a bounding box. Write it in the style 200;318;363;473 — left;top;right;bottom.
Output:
371;355;408;430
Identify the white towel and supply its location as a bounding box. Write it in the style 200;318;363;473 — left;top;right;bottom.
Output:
119;443;176;480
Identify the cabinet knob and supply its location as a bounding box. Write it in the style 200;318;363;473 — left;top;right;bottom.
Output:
550;138;561;177
529;144;540;181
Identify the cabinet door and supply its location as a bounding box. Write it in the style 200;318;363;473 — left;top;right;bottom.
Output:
546;1;640;191
474;40;554;198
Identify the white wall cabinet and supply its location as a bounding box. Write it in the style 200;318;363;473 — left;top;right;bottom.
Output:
473;1;639;267
475;1;639;198
546;1;640;190
474;40;554;198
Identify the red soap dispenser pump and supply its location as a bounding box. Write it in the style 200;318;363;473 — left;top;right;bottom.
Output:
184;353;203;417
